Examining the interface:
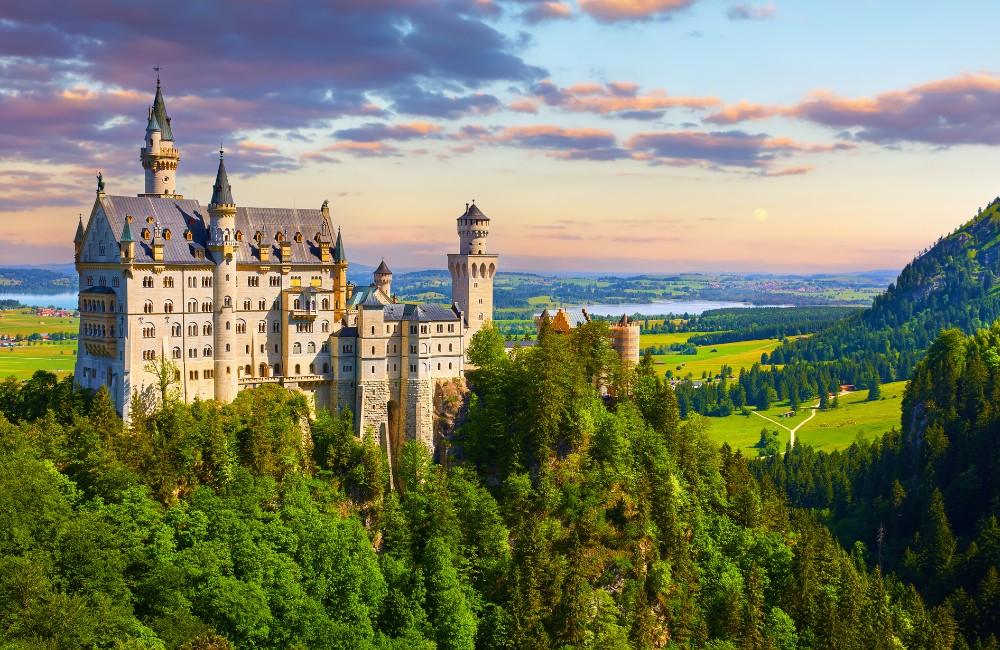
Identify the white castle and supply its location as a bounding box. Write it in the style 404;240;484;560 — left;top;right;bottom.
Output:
74;78;497;453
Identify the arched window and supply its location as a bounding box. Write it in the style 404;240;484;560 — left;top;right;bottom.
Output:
185;229;193;241
203;323;212;336
164;300;173;313
321;298;329;310
172;347;181;359
294;364;301;375
243;299;251;311
235;230;243;241
224;296;231;307
142;324;154;338
255;231;263;243
236;320;246;334
171;323;181;337
141;228;151;241
259;363;268;377
143;300;153;314
258;299;266;310
294;232;303;243
294;299;301;310
309;363;315;374
188;299;197;312
188;323;198;336
273;363;281;375
293;342;302;353
163;229;172;240
203;346;212;357
323;363;329;373
321;320;330;333
245;364;252;376
307;342;316;352
258;320;266;333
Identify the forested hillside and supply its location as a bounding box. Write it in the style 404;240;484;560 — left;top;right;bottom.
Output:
0;323;963;648
774;198;1000;382
754;322;1000;648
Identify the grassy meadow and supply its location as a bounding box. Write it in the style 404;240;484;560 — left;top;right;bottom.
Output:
645;336;782;379
0;309;79;337
0;339;77;379
702;380;907;455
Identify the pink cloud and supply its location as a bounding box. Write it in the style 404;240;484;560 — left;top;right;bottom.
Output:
577;0;698;23
528;79;721;118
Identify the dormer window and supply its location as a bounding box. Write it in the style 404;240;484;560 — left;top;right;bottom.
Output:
147;216;154;224
255;231;263;243
141;228;151;241
235;230;243;242
163;229;171;240
294;232;303;243
185;229;193;241
275;232;284;243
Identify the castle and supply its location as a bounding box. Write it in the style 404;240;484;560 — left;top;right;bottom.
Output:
74;78;496;453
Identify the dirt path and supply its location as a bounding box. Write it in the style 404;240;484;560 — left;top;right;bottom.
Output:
749;399;821;450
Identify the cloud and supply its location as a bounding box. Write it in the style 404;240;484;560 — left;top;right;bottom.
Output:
726;3;776;20
705;73;1000;146
577;0;698;23
626;130;852;170
314;142;402;158
0;0;546;183
526;80;721;119
519;1;574;23
334;122;443;142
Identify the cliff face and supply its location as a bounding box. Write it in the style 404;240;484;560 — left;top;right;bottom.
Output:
433;377;470;465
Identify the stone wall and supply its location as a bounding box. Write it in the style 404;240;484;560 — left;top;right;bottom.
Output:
433;377;470;464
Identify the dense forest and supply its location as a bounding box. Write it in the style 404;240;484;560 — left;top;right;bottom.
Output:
753;322;1000;648
0;321;966;648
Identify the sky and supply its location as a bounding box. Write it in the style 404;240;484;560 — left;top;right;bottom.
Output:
1;1;999;274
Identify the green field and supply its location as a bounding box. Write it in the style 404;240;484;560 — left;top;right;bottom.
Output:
652;338;781;379
702;380;907;455
0;309;79;337
0;340;77;379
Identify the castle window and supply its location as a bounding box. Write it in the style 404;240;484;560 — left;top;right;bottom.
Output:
294;232;302;243
322;342;329;352
188;324;197;336
243;299;251;311
225;345;230;352
113;277;120;288
343;344;353;353
172;347;181;359
274;363;281;375
205;369;214;379
143;276;153;288
321;320;329;333
224;296;231;307
293;342;302;353
202;301;212;312
479;298;483;305
269;276;280;287
236;320;246;334
258;320;266;333
164;300;173;313
244;364;252;376
322;299;329;310
142;324;154;338
258;299;266;310
142;350;156;360
188;348;196;358
189;370;198;380
371;346;375;354
449;362;452;370
226;321;230;330
309;363;315;374
202;277;212;288
163;276;174;288
259;363;268;377
410;364;417;372
143;300;153;314
420;325;428;334
448;324;455;333
203;346;212;357
147;217;154;224
437;324;443;333
294;299;301;310
99;276;106;287
372;366;375;374
410;325;417;334
437;363;441;370
203;323;212;336
478;313;483;320
295;364;301;375
188;299;197;312
437;344;441;352
185;229;193;241
307;342;316;353
409;345;417;354
141;228;150;241
171;323;181;337
255;231;263;243
163;229;171;241
235;230;243;242
449;343;453;352
273;322;280;333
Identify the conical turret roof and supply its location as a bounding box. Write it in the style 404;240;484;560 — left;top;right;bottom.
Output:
333;227;346;263
375;260;392;275
146;109;161;133
120;220;134;244
74;215;85;243
209;152;235;207
460;202;488;220
151;79;174;141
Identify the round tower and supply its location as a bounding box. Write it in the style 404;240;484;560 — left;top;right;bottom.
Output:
374;260;392;296
457;201;490;254
208;150;239;403
139;76;180;197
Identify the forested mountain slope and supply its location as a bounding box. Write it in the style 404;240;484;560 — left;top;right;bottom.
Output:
755;322;1000;647
775;197;1000;383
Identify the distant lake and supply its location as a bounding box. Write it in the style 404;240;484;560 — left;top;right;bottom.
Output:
561;300;778;317
1;292;78;310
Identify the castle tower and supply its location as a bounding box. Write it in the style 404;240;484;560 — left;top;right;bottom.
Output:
447;201;498;339
333;227;348;319
208;151;239;402
374;260;392;296
139;76;180;197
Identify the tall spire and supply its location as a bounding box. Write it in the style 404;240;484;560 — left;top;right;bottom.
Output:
333;227;346;263
151;75;174;141
210;150;235;207
74;214;85;244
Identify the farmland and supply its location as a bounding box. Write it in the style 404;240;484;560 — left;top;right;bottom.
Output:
0;339;77;379
0;309;78;338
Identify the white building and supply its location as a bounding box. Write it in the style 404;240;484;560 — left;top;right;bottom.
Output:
74;78;497;454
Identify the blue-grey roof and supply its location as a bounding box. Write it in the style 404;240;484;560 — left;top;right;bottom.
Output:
120;220;134;243
333;228;346;263
563;308;590;328
460;202;488;220
335;326;358;338
81;286;117;295
383;303;460;322
346;284;390;307
146;111;161;133
97;195;334;266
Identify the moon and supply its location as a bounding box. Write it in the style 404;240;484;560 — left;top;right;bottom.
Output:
754;208;768;222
